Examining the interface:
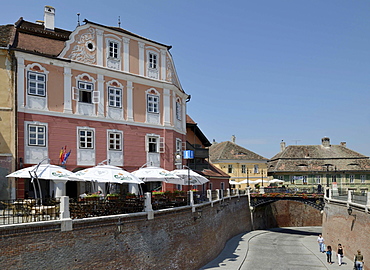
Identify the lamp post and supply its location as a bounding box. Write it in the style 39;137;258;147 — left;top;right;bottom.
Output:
247;168;249;187
323;164;331;197
261;169;264;187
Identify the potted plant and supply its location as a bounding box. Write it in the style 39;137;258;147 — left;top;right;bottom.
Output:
85;193;101;201
107;193;120;200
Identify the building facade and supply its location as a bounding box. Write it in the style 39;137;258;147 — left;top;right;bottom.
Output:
268;137;370;193
0;6;188;199
185;116;229;192
209;136;268;189
0;31;17;200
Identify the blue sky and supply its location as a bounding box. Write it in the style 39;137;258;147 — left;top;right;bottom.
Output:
1;1;370;158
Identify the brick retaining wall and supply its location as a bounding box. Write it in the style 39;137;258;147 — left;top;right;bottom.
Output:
322;203;369;270
252;200;322;229
0;196;251;270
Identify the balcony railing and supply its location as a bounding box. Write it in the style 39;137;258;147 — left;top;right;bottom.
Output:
186;142;209;159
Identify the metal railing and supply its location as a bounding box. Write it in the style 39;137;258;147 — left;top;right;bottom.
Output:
0;198;60;225
0;188;248;224
263;187;323;194
69;196;145;219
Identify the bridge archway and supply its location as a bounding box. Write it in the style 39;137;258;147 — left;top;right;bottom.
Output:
249;198;323;230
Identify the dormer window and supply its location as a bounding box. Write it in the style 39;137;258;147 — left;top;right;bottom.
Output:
109;41;119;59
147;50;159;79
149;52;157;69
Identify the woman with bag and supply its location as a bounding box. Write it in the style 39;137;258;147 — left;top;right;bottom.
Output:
354;250;364;270
337;244;344;266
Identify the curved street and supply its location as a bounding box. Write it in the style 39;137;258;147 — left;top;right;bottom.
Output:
200;227;353;270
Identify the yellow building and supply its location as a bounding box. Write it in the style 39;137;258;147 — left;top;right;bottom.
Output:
209;136;269;189
0;38;17;200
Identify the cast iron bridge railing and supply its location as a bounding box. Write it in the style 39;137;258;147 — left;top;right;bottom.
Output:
249;193;325;211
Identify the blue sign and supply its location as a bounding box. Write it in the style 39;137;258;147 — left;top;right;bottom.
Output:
183;150;194;159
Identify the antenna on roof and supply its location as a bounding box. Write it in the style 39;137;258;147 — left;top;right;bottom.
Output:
292;140;301;145
118;16;121;28
77;13;80;27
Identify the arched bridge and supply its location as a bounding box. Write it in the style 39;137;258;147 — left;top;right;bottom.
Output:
250;193;325;211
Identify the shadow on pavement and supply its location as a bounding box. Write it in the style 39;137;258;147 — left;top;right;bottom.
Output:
200;232;246;269
269;227;321;236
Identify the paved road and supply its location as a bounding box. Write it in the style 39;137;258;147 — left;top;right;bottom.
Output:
200;227;353;270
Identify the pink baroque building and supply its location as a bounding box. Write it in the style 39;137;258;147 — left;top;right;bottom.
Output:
0;6;188;198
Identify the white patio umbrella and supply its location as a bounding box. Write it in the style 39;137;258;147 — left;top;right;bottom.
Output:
6;163;76;199
171;169;209;186
269;179;284;184
69;165;143;184
132;166;182;184
7;163;74;180
239;179;263;184
229;180;240;185
70;165;144;195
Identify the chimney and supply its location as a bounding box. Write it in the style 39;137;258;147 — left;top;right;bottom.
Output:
44;6;55;31
340;142;347;147
280;140;286;152
231;135;236;143
322;137;330;148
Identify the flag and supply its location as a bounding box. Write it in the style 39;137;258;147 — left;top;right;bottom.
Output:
62;150;71;165
59;146;66;163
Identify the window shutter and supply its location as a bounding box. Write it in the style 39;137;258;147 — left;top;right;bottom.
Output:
92;91;100;104
72;87;79;101
159;137;165;153
145;135;149;152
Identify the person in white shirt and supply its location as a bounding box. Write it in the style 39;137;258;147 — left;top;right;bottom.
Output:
317;234;325;253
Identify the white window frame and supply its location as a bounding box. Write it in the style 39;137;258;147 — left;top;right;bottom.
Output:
303;175;307;184
241;165;246;174
78;128;94;149
254;165;259;174
148;51;158;69
176;138;182;152
78;81;94;103
349;174;355;183
360;175;366;183
28;124;46;146
108;86;122;108
108;131;122;151
27;71;46;96
316;175;321;184
109;41;119;59
147;94;159;113
148;136;159;153
176;99;182;120
228;164;233;174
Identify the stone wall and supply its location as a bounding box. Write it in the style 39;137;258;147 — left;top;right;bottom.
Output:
322;202;369;270
252;200;322;229
0;196;251;270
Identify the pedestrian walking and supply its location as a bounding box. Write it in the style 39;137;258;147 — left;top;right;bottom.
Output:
354;250;364;270
337;243;344;266
326;245;333;264
317;234;325;253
